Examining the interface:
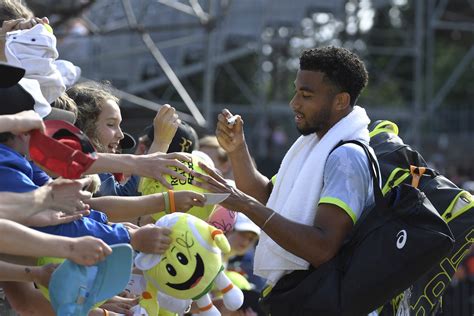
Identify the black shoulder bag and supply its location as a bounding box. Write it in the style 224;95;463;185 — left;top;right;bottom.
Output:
259;140;454;316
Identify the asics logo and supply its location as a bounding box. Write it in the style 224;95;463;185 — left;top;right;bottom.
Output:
396;230;407;249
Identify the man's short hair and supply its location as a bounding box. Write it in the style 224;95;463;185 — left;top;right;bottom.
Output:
300;46;368;106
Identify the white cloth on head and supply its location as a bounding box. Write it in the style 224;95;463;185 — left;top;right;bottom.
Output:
253;106;371;285
16;77;52;117
5;24;65;116
54;59;81;88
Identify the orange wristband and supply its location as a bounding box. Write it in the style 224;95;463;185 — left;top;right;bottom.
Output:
168;190;176;213
102;308;109;316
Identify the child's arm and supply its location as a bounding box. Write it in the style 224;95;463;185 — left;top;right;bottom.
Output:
87;191;206;222
148;104;179;154
0;219;111;266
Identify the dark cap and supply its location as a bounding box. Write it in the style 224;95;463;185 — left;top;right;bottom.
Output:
147;121;198;153
119;132;136;150
29;120;97;179
0;63;76;123
0;64;36;115
0;63;25;88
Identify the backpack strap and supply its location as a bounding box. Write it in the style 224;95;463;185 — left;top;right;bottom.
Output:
409;165;426;188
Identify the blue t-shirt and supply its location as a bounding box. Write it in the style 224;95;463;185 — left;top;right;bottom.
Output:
97;173;140;197
0;144;130;245
319;143;376;224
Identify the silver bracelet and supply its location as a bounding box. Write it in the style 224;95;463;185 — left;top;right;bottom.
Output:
262;212;276;229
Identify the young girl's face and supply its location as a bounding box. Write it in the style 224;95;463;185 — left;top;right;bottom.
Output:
95;99;124;153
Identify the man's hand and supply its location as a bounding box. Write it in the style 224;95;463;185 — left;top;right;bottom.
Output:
8;111;45;134
23;209;90;227
41;177;93;213
216;109;246;154
66;236;112;266
191;162;255;211
129;224;172;254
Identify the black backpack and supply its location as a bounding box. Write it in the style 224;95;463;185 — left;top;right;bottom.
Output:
368;121;474;316
259;140;454;316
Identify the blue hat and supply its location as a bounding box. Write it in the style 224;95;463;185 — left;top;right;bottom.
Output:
49;244;133;316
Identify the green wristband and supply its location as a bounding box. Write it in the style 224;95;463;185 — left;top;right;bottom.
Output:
163;191;170;213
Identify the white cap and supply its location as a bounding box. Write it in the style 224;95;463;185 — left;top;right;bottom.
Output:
234;213;260;236
192;150;215;169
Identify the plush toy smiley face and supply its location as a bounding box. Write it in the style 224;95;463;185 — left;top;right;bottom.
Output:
136;213;230;300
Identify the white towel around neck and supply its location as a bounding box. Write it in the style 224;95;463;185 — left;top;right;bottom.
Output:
253;106;370;285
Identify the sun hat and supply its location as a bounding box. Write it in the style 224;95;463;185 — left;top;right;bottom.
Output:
49;243;133;316
233;213;261;236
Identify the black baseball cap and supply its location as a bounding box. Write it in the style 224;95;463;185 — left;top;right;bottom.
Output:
119;132;136;150
147;120;198;153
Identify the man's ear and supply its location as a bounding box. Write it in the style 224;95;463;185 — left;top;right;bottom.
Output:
333;92;351;111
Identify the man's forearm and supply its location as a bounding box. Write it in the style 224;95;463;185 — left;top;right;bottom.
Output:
236;200;336;268
87;153;137;175
88;194;165;222
235;196;354;269
228;143;272;204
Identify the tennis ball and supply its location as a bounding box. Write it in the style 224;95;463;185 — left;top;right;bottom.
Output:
139;153;215;221
208;205;237;233
43;24;53;34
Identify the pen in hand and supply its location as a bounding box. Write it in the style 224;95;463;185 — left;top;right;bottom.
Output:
227;115;238;126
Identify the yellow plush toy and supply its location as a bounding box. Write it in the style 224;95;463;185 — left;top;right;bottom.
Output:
135;213;244;316
139;153;216;221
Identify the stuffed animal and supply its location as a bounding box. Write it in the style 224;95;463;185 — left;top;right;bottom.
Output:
134;213;244;316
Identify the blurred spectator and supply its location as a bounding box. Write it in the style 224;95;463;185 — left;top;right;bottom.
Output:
200;135;233;179
226;214;265;291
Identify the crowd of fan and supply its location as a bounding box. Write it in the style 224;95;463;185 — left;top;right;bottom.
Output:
0;1;264;315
